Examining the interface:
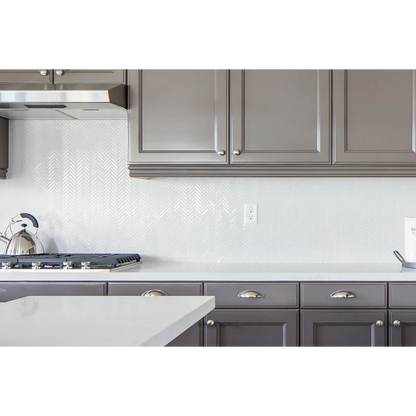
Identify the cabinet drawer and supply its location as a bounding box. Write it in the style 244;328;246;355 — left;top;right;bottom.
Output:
389;283;416;308
204;283;298;308
300;283;387;308
108;282;202;296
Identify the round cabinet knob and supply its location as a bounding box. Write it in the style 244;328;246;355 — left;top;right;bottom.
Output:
206;320;215;326
233;150;241;155
375;320;384;327
217;150;225;156
39;70;48;76
393;320;401;327
55;70;65;76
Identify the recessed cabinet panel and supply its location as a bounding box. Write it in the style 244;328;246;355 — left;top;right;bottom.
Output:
205;309;298;347
0;70;53;83
52;70;125;84
301;310;387;347
333;70;416;163
128;70;228;164
230;70;331;164
389;310;416;346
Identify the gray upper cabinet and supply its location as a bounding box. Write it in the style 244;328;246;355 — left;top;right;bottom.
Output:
0;70;125;85
0;70;54;83
52;70;125;84
333;70;416;164
230;70;331;164
128;70;228;164
0;117;8;179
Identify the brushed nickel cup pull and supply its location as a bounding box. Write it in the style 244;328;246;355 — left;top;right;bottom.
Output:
141;289;168;297
376;320;384;327
330;290;357;299
393;320;401;327
233;149;241;155
238;290;265;298
39;70;48;76
217;150;225;156
207;320;215;326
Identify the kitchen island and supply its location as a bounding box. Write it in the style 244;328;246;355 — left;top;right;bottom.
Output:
0;295;215;346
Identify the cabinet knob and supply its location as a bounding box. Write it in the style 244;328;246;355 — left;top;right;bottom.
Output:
217;150;225;156
233;149;241;155
39;70;48;76
207;320;215;326
375;320;384;327
393;320;401;327
55;70;65;76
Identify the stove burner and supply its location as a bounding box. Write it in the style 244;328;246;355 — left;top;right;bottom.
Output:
0;253;141;270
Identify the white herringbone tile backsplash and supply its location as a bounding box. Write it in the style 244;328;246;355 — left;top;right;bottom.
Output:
0;120;413;262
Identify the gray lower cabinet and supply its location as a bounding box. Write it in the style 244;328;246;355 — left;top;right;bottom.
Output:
389;283;416;346
107;282;203;347
0;116;8;179
0;282;106;302
204;282;299;346
389;310;416;346
301;310;387;347
205;309;298;347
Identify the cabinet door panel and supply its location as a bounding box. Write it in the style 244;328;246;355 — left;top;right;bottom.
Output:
389;310;416;346
230;70;331;164
333;70;416;163
128;70;228;164
205;309;298;347
53;70;125;84
0;70;53;83
301;309;387;346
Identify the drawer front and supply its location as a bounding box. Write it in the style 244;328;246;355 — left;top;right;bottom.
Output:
300;283;387;308
204;283;299;308
107;282;202;296
389;283;416;308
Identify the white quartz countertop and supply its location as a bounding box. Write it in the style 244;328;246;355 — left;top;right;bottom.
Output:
1;261;416;281
0;295;215;346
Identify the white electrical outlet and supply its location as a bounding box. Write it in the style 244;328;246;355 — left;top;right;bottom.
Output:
244;203;258;225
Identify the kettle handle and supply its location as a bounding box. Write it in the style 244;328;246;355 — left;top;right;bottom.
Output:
20;213;39;229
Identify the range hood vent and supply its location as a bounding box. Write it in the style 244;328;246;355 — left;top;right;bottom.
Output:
0;83;127;120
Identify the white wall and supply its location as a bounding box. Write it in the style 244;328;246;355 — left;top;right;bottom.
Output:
0;119;411;263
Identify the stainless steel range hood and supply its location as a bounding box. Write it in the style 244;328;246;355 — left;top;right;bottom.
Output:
0;83;127;120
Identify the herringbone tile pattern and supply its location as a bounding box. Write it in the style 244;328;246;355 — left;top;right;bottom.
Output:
0;120;411;262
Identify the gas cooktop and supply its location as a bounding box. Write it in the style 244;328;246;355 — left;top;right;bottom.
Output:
0;253;141;271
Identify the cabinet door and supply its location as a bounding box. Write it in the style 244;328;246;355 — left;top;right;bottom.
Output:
301;309;387;346
230;70;331;164
205;309;298;347
389;310;416;346
0;117;8;179
53;69;126;84
333;70;416;163
108;282;203;347
128;70;228;164
0;70;53;83
0;282;106;302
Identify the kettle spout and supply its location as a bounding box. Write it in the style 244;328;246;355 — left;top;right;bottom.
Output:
0;234;10;245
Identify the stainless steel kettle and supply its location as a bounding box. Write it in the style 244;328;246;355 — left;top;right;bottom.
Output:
0;213;45;255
